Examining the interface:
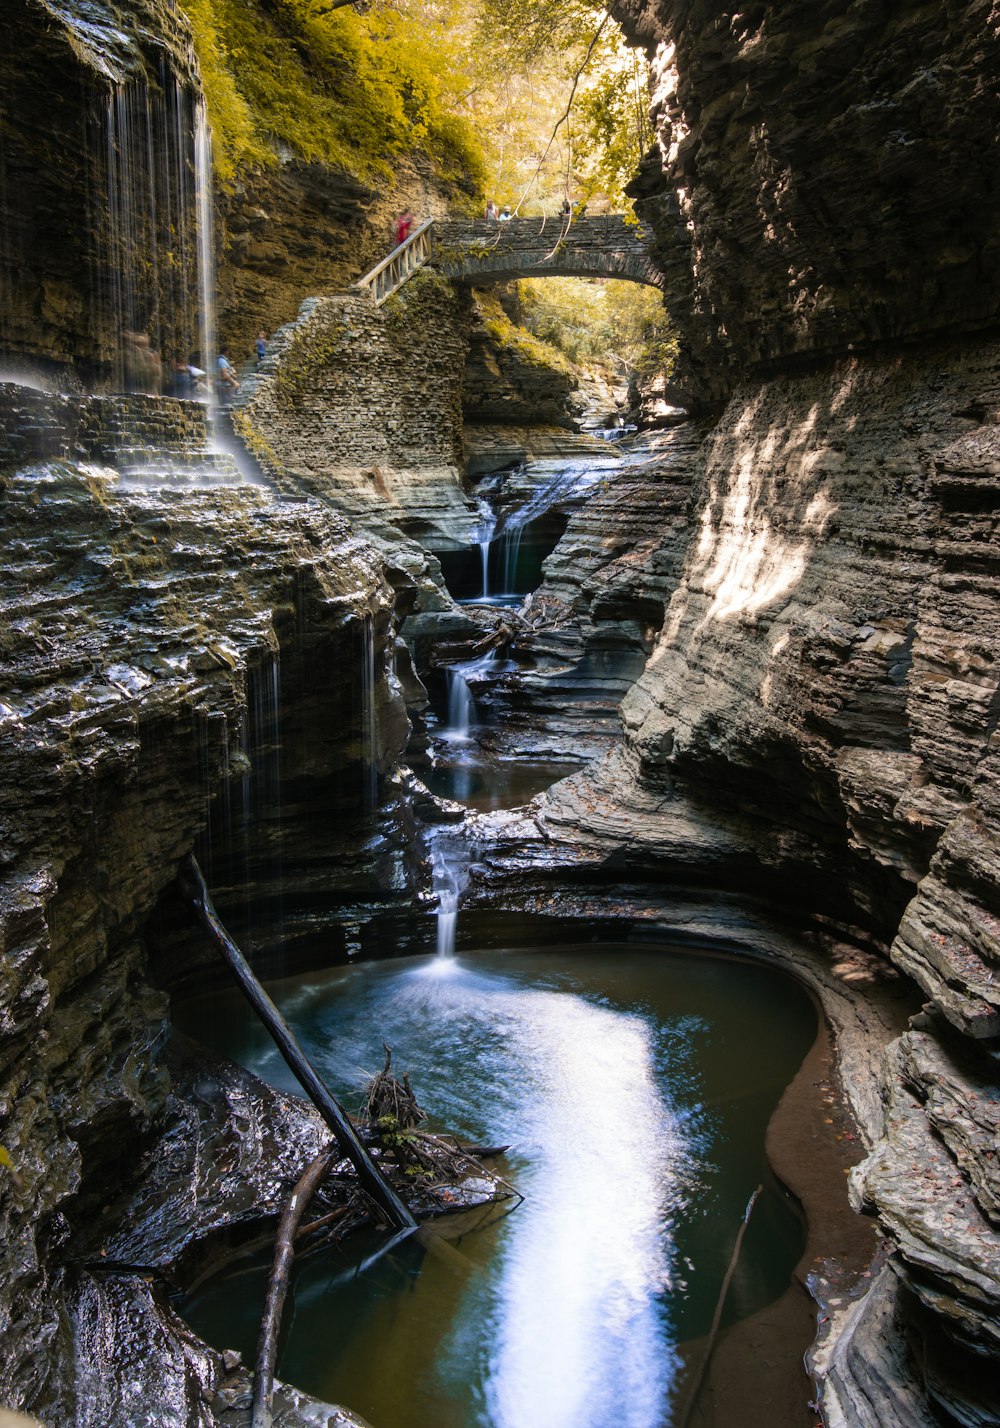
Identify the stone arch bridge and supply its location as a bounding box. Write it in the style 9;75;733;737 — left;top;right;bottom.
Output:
432;216;663;289
354;215;663;304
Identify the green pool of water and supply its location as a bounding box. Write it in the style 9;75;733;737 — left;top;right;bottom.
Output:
176;944;816;1428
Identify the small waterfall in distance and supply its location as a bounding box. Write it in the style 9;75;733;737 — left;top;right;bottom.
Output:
361;614;379;815
442;650;498;743
445;666;475;742
193;99;217;421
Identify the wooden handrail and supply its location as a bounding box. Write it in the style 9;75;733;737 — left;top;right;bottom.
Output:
353;219;435;306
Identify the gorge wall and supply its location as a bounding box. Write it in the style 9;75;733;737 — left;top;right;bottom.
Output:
618;0;1000;409
0;384;412;1421
503;2;1000;1423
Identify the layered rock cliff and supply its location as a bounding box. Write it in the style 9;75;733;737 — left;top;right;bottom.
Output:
0;385;413;1421
618;0;1000;409
496;2;1000;1421
3;1;1000;1424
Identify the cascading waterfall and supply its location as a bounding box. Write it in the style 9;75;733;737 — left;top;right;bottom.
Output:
473;498;497;599
428;832;469;961
499;523;524;596
469;459;615;603
443;649;498;742
193;100;217;420
250;653;285;952
445;666;476;742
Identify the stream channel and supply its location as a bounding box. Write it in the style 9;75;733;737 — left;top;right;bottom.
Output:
175;442;819;1428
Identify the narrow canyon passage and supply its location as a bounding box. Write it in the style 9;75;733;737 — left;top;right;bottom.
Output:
1;2;999;1427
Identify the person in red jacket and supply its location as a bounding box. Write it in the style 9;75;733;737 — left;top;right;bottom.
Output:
394;211;415;247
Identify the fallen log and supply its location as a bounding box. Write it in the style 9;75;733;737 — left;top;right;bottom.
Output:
251;1145;337;1428
182;853;416;1234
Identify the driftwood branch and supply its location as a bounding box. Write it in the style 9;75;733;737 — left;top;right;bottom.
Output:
251;1145;338;1428
677;1184;763;1428
182;853;417;1234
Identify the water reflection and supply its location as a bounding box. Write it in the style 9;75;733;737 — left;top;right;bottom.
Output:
465;982;682;1428
417;963;684;1428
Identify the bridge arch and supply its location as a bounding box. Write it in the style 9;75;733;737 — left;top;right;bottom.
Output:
430;216;663;289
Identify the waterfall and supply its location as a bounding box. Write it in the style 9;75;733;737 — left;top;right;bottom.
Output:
445;666;476;742
429;833;468;961
93;77;212;394
253;653;285;954
473;498;497;600
193;100;217;419
500;524;524;596
443;649;498;742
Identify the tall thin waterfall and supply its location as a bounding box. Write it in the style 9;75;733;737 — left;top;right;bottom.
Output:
473;498;497;600
428;832;468;961
194;100;217;417
499;524;524;596
443;649;498;742
445;666;476;741
94;77;213;391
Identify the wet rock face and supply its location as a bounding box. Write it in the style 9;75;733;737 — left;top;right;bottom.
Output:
218;155;458;373
615;0;1000;406
0;391;409;1419
0;1;202;383
462;291;585;432
519;335;1000;1423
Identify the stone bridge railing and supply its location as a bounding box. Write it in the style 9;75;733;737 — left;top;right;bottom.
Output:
352;215;662;306
431;215;663;288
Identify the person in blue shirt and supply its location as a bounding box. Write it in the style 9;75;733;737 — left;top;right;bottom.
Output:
217;350;240;395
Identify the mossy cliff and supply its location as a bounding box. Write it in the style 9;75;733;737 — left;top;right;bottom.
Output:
0;0;486;381
183;0;485;367
0;0;201;379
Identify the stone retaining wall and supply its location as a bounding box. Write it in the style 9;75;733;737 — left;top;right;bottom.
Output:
237;275;479;551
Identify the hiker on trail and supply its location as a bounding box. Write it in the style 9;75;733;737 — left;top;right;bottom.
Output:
123;331;162;394
560;197;572;218
255;331;267;364
485;199;498;221
394;211;415;247
169;359;197;399
217;350;240;396
498;205;512;222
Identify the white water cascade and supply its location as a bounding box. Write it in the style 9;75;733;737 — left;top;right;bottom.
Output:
443;649;499;742
428;833;469;961
97;79;210;393
193;100;217;422
445;666;476;741
473;498;497;599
